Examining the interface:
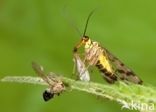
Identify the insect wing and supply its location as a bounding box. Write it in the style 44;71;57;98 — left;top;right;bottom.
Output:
74;54;90;81
32;62;52;85
103;48;143;84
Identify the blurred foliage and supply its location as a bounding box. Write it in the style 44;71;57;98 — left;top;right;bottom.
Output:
0;0;156;112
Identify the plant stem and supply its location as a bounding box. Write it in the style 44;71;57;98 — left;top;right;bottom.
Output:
1;74;156;112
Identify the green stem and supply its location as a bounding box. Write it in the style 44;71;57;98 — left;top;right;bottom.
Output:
1;75;156;112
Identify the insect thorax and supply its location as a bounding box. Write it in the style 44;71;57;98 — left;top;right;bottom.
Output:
84;41;102;65
84;41;114;74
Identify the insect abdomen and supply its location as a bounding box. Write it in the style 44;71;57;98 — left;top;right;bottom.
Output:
96;60;117;84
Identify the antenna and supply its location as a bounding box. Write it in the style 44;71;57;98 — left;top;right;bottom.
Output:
61;6;82;37
83;9;96;37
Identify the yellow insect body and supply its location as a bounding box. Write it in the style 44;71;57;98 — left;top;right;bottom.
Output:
74;36;118;83
98;53;113;74
73;11;143;84
74;36;143;84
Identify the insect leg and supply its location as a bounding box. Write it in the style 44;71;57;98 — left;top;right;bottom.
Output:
72;58;76;75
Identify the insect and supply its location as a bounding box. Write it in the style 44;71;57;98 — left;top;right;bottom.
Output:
73;53;90;81
73;11;143;84
32;62;65;101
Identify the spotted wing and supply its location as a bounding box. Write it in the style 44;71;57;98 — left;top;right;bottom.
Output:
103;48;143;84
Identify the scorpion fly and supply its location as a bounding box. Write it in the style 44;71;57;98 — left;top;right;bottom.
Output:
73;11;143;84
32;62;65;101
73;53;90;81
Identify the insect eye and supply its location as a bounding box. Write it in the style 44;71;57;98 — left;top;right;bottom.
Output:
43;89;54;101
82;36;89;42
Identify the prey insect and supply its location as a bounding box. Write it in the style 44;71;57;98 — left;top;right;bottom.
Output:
73;11;143;84
32;62;65;101
73;53;90;81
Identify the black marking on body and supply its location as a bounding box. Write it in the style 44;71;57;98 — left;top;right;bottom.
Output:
96;62;117;84
100;69;107;73
96;64;104;70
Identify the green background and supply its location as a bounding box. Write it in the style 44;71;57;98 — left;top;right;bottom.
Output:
0;0;156;112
